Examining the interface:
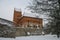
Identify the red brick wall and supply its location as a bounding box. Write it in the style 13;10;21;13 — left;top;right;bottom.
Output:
18;16;43;28
13;10;22;24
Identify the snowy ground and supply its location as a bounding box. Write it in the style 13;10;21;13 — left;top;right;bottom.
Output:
0;35;60;40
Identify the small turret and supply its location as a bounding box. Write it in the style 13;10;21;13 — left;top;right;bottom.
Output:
13;8;22;24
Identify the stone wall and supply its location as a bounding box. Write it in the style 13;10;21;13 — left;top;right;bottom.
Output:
15;27;42;36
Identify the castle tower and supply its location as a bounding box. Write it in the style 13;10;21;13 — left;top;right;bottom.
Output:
13;8;22;25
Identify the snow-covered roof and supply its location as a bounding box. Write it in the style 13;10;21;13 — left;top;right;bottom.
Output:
23;12;40;18
0;18;15;27
14;8;21;12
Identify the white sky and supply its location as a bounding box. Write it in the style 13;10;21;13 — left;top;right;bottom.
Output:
0;0;29;21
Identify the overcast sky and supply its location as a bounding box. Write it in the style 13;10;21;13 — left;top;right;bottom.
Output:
0;0;29;21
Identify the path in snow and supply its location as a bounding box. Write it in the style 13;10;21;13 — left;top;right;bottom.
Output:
0;35;60;40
